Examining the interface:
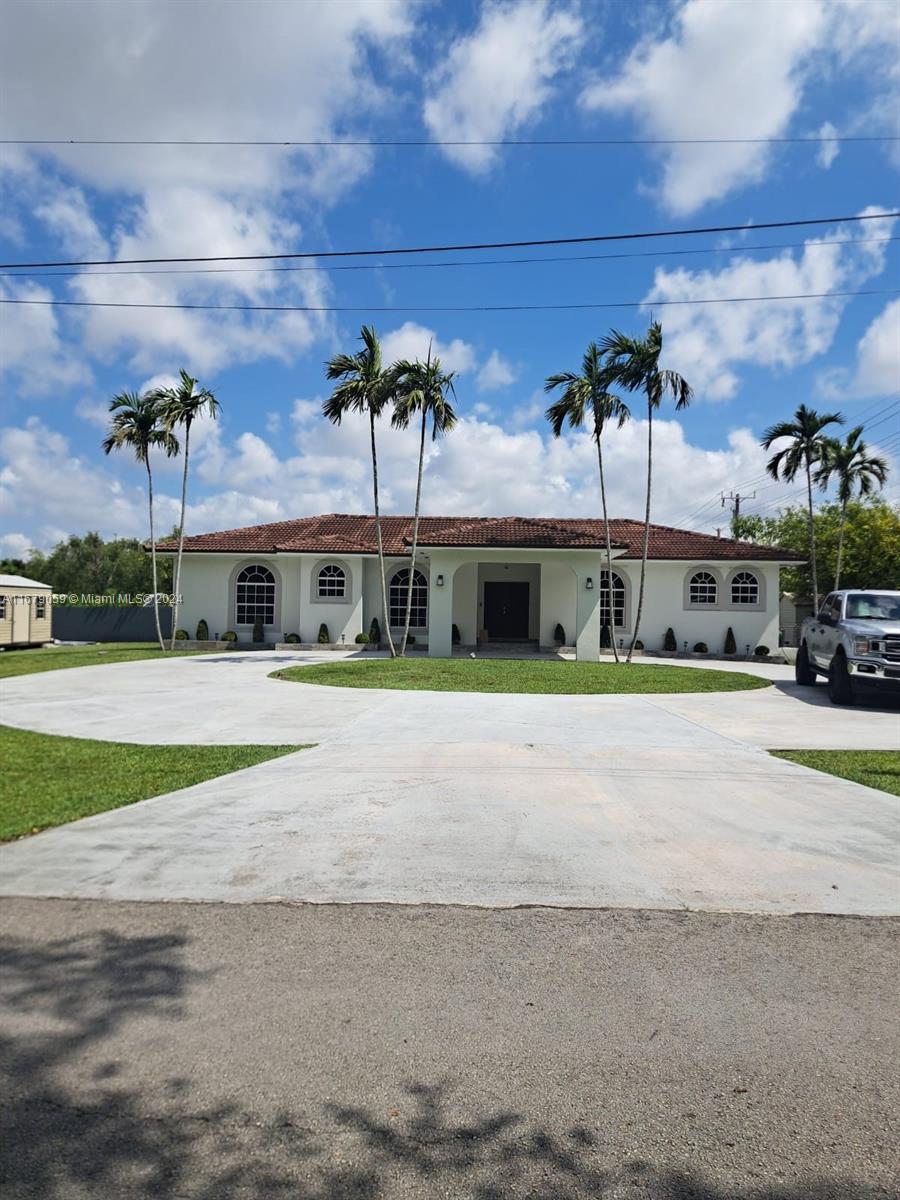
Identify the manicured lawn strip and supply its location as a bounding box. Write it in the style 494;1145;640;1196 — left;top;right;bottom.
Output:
0;642;207;680
771;750;900;798
0;724;309;841
273;658;769;695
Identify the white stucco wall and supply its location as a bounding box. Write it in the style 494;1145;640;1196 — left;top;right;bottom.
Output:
539;560;577;646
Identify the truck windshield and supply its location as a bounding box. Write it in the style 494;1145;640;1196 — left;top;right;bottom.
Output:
845;593;900;620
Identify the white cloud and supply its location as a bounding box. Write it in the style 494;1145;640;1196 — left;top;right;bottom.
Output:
423;0;583;174
34;185;108;258
643;209;897;400
815;121;840;169
819;298;900;399
477;350;518;391
0;278;90;394
579;0;899;213
379;321;477;375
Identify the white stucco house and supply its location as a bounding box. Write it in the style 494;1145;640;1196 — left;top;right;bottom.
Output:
158;514;802;660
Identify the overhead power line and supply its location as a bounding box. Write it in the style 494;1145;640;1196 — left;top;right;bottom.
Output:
2;135;896;147
2;235;895;281
1;211;896;270
2;288;897;316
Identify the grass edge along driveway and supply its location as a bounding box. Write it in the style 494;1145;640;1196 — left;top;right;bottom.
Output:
771;750;900;798
0;642;208;680
1;724;310;841
273;657;770;695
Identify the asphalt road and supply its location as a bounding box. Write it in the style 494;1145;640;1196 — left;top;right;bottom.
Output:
1;898;898;1199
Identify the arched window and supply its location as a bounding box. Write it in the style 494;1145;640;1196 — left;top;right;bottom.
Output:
390;568;428;628
689;571;718;605
235;564;276;625
599;571;626;628
731;570;759;605
316;563;346;599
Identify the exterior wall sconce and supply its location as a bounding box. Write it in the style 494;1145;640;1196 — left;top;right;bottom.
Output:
436;574;444;587
585;577;593;590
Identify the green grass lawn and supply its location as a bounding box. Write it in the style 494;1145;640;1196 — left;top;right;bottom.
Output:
771;750;900;797
0;642;207;680
0;724;309;841
273;657;770;695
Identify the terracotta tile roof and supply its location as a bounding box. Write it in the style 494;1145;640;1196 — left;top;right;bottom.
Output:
156;514;803;561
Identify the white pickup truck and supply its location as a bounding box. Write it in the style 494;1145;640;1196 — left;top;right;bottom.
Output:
795;589;900;704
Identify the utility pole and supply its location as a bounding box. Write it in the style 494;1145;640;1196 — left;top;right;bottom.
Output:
721;490;756;538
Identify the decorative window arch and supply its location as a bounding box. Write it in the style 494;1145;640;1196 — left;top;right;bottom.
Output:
599;570;627;628
235;563;276;625
316;563;346;599
390;568;428;628
689;570;718;605
730;570;760;606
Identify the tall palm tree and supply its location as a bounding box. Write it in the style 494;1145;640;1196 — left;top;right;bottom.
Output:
815;425;887;590
761;404;844;610
154;369;220;649
600;320;692;662
102;391;179;651
391;347;457;656
545;343;630;661
323;325;397;657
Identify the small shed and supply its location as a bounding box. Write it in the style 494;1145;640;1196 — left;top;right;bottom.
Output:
0;574;53;648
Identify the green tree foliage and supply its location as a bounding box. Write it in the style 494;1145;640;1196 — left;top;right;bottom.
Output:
734;498;900;595
0;531;173;595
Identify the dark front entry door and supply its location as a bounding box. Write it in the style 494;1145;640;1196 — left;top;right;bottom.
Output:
483;581;530;639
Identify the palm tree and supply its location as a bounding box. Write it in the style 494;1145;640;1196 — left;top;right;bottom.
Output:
154;369;220;650
815;425;887;590
545;343;630;661
761;404;844;610
391;346;457;656
102;391;179;651
323;326;397;657
599;320;692;662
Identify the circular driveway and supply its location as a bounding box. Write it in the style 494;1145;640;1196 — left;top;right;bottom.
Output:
1;651;898;914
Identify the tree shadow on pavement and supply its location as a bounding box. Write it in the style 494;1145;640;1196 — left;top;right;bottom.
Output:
0;929;886;1200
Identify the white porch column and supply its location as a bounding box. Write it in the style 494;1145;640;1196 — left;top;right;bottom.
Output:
574;561;602;662
428;553;462;657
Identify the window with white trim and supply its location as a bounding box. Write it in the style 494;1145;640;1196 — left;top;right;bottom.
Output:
35;595;46;618
390;568;427;628
0;596;6;620
689;571;717;605
731;571;759;605
316;563;346;599
235;564;275;625
599;571;626;628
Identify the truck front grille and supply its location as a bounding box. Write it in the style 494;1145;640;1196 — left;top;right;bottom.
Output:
884;636;900;663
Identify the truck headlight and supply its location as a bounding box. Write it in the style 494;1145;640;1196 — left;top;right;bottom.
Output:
853;637;872;655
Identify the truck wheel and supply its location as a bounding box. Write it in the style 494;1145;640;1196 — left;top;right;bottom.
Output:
795;643;817;686
828;652;855;705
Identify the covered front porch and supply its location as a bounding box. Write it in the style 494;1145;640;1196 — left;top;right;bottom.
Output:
423;547;622;661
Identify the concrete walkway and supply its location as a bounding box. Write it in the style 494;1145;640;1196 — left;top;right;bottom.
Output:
1;652;897;913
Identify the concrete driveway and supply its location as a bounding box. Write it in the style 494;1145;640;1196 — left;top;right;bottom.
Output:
1;652;897;913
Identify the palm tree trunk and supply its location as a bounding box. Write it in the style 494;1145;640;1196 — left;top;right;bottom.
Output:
400;407;427;657
169;418;190;650
834;498;847;591
628;402;652;663
370;410;395;658
145;458;165;651
805;456;819;611
596;432;619;663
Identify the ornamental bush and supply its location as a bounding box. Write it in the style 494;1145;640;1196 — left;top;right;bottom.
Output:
285;632;301;644
222;630;238;642
355;632;369;644
724;626;737;655
452;623;461;645
554;623;566;645
663;627;677;652
174;629;189;640
196;618;209;641
317;623;330;644
633;640;644;651
693;641;708;653
600;623;611;648
754;645;770;656
369;617;381;647
252;619;264;644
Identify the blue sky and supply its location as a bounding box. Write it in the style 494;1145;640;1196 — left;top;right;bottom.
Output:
1;0;898;556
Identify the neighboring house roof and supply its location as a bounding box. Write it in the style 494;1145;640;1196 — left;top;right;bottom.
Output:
155;514;803;562
0;573;51;589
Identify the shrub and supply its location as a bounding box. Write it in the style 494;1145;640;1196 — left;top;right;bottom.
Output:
355;632;369;644
452;623;461;645
174;629;189;640
285;632;301;644
408;635;416;645
196;619;209;641
252;619;264;644
633;640;644;651
663;627;677;652
317;623;330;644
222;630;238;643
724;626;737;655
600;623;611;648
554;623;566;645
369;617;381;647
754;645;770;656
693;641;708;654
